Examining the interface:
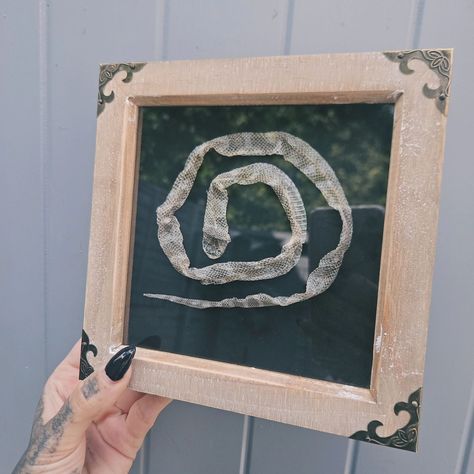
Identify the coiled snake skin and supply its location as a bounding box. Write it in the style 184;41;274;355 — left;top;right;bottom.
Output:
144;131;353;308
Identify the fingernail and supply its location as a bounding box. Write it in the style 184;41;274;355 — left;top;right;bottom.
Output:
105;345;136;381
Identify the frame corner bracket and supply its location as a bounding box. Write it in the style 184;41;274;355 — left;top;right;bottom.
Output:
97;62;146;116
384;49;451;114
349;387;422;452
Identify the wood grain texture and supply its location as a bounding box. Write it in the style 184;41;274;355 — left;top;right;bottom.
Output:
83;51;450;445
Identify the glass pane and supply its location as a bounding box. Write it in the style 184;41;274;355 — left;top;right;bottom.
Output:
127;103;393;389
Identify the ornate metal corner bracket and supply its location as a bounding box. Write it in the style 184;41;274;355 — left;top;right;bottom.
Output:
350;387;421;452
97;62;146;116
384;49;451;114
80;329;98;380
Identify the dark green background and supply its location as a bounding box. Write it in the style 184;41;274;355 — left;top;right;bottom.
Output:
127;103;393;388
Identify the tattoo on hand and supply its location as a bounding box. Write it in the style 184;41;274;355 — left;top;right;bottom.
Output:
81;377;99;400
12;395;73;473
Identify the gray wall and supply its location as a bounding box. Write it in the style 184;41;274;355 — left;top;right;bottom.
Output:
1;1;473;473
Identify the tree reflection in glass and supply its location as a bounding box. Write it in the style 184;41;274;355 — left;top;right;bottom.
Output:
127;103;393;389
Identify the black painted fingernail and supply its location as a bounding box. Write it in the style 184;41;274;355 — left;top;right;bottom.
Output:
105;345;136;381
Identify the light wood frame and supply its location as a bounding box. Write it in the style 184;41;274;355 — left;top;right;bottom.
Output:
82;50;452;451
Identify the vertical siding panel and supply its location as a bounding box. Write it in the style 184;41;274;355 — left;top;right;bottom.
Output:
343;440;359;474
247;1;414;473
239;416;255;474
154;0;168;60
455;380;474;474
45;0;157;372
465;445;474;474
146;402;243;474
288;0;415;54
45;2;156;472
163;0;288;60
250;422;349;474
355;0;474;472
283;0;295;55
405;0;426;49
0;1;46;470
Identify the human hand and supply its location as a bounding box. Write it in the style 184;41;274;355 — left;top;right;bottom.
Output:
13;340;171;473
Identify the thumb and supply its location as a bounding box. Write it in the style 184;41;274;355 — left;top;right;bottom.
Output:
59;345;136;449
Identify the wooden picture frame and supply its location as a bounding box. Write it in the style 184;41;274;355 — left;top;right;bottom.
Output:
81;50;452;452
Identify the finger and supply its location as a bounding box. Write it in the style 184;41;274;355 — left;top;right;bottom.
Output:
43;340;83;415
126;395;171;445
47;339;82;384
62;338;82;369
51;345;136;451
115;389;145;414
